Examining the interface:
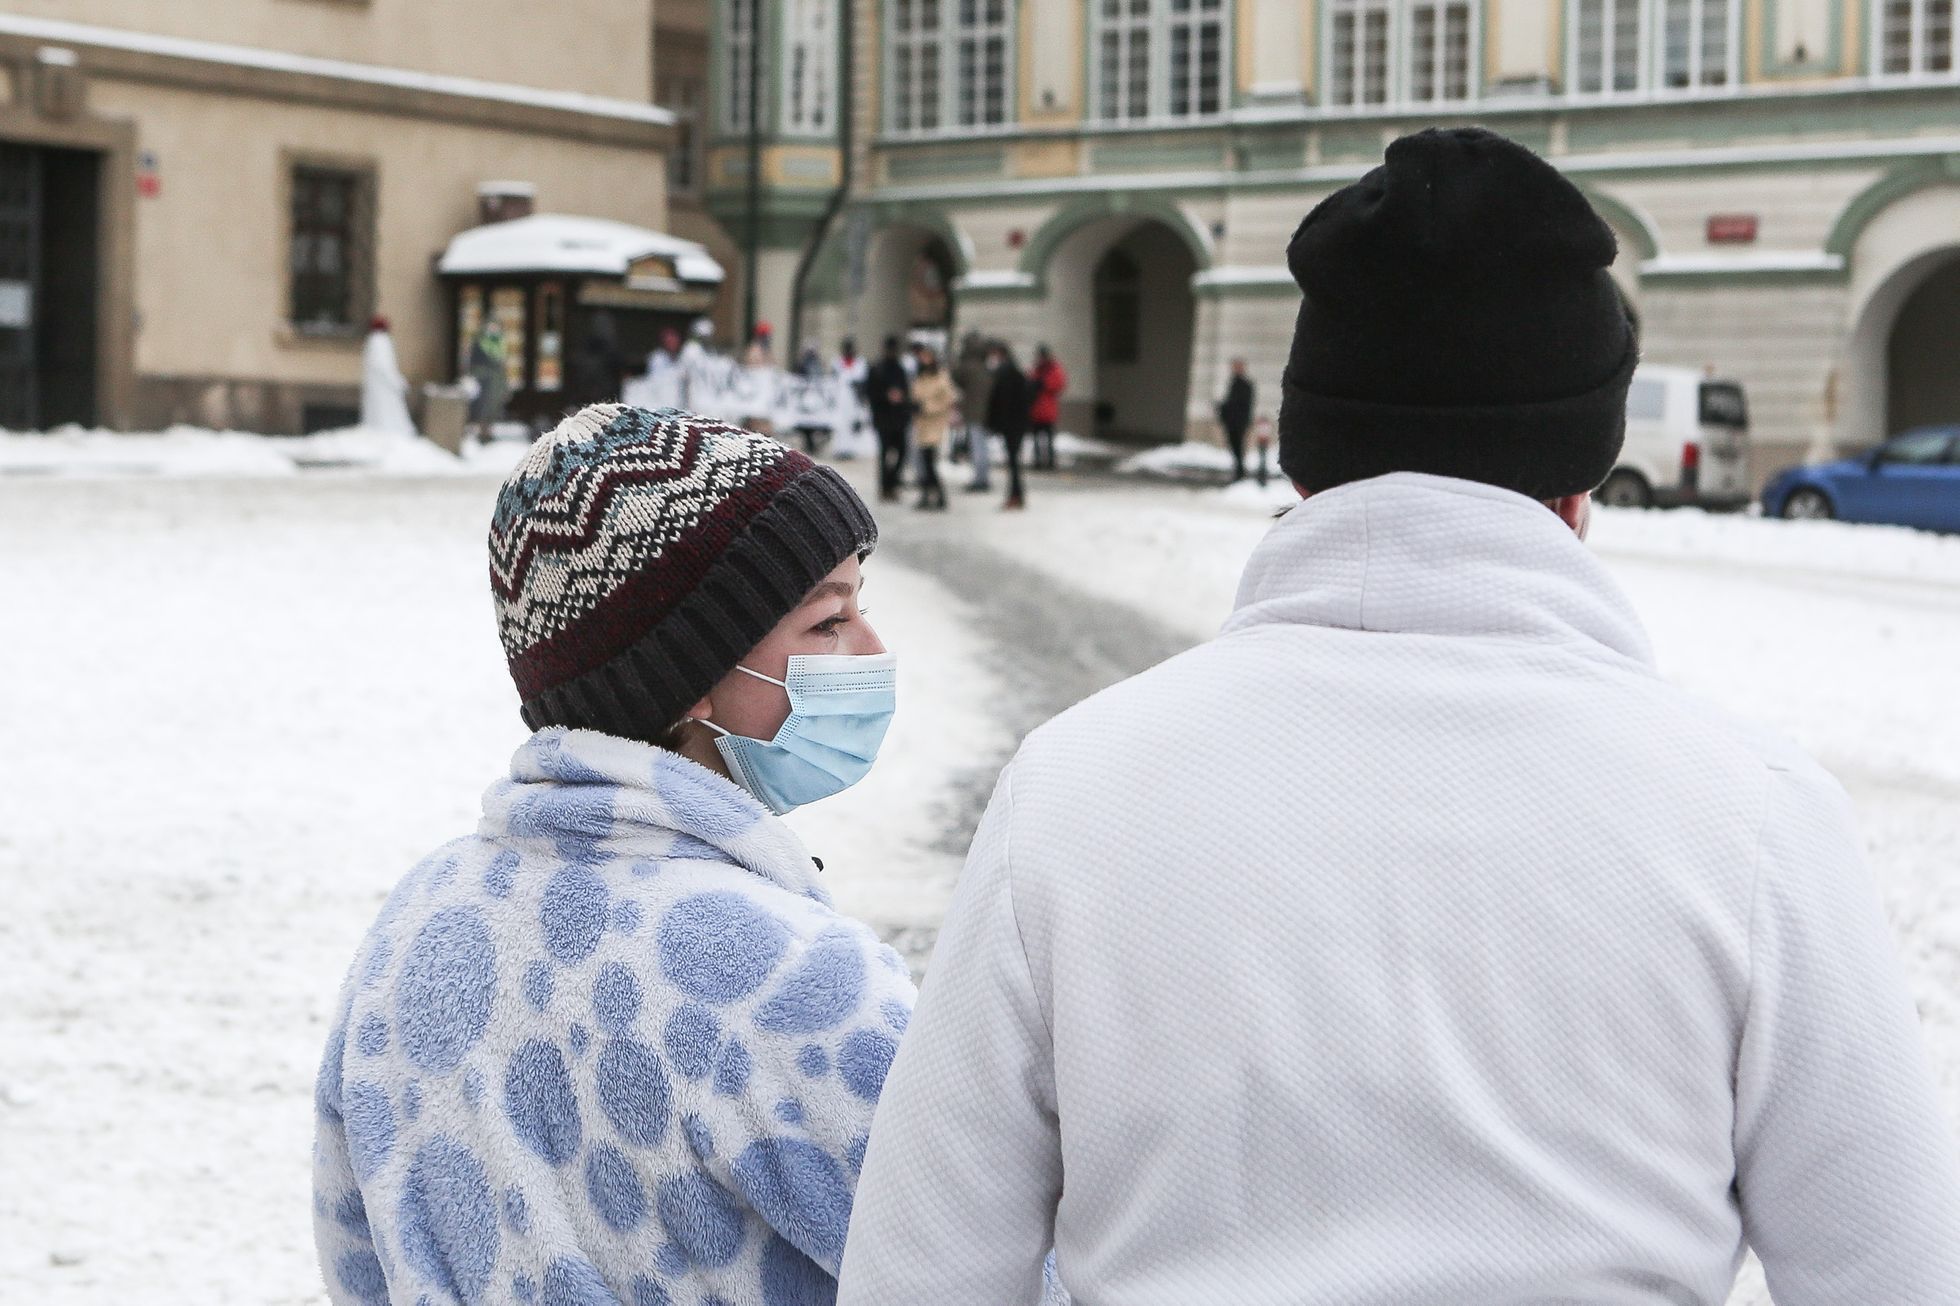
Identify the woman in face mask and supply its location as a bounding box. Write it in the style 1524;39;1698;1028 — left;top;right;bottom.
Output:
312;405;916;1306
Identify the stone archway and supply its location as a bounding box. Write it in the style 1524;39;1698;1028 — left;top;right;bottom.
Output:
1836;178;1960;449
859;222;963;356
1025;214;1202;442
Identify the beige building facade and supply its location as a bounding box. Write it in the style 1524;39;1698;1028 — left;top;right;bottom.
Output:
0;2;673;432
711;0;1960;484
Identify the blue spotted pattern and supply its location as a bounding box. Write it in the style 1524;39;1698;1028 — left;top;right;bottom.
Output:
658;892;789;1003
595;1037;671;1147
343;1082;395;1182
397;1137;499;1299
356;1013;389;1057
761;1234;838;1306
540;1255;615;1306
730;1138;853;1267
713;1038;752;1097
593;962;642;1035
655;1172;747;1268
662;1005;720;1081
838;1029;897;1101
541;867;610;966
396;907;497;1073
584;1144;649;1232
504;1039;581;1166
312;729;918;1306
753;930;865;1034
523;959;556;1011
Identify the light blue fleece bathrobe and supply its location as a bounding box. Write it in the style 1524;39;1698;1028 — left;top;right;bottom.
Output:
313;727;917;1306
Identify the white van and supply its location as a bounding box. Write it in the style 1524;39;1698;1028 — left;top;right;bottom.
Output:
1595;365;1751;509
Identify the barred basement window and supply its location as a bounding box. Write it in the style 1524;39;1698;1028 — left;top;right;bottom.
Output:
1572;0;1644;93
1095;0;1228;121
288;164;371;333
1660;0;1736;88
1878;0;1955;74
724;0;756;132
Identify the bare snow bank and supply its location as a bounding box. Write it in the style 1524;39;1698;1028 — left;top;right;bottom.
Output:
0;425;534;479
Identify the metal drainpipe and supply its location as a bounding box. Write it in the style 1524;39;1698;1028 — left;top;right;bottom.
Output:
742;0;762;344
789;0;853;361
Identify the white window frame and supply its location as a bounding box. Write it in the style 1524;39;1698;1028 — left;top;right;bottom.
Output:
884;0;1019;135
722;0;758;133
782;0;839;137
1090;0;1232;124
1872;0;1958;76
1322;0;1482;109
1564;0;1740;97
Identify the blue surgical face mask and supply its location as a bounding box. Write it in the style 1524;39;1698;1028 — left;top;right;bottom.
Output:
699;652;897;815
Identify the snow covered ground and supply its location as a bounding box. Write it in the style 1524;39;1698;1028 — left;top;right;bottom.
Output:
2;437;1955;1305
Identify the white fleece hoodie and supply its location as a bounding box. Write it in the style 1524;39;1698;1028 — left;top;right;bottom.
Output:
839;473;1960;1306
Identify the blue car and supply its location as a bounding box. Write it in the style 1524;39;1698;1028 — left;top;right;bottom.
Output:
1762;426;1960;532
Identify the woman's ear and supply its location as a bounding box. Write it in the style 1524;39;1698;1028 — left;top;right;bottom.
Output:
684;693;715;726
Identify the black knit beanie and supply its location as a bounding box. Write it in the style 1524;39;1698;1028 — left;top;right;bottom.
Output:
1279;127;1638;500
489;404;877;742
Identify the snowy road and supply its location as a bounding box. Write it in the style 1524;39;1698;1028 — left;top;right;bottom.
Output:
3;456;1956;1306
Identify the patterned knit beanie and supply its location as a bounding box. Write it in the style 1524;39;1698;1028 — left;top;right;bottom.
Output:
490;404;878;742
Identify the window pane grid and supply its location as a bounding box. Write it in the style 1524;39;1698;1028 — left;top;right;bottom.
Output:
891;0;1012;133
1092;0;1227;122
1571;0;1645;94
725;0;754;132
1880;0;1956;72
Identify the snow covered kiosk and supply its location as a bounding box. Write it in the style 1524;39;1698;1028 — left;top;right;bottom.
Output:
437;209;723;424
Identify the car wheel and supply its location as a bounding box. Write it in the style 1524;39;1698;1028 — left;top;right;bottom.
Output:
1781;487;1834;521
1596;469;1653;509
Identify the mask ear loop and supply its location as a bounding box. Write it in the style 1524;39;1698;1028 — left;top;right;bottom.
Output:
690;718;732;738
734;665;789;689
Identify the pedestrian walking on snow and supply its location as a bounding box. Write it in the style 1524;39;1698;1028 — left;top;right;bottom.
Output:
866;336;913;503
909;347;958;511
315;405;917;1306
359;315;417;438
985;343;1031;511
1026;345;1065;470
838;128;1960;1306
952;331;996;492
1217;358;1255;482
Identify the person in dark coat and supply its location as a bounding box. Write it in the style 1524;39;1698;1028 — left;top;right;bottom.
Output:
865;335;913;503
985;342;1032;510
1217;358;1256;482
565;311;626;410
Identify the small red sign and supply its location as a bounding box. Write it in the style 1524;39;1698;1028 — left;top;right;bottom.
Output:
1706;214;1758;244
136;173;160;198
1006;228;1026;249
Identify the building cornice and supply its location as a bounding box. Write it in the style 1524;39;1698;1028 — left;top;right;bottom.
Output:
0;14;674;148
861;132;1960;205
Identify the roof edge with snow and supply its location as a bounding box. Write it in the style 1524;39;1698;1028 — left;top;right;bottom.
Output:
438;214;725;284
0;14;674;129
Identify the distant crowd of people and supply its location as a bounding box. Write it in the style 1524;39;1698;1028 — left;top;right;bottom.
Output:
446;309;1269;500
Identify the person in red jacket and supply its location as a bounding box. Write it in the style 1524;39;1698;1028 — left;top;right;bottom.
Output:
1026;344;1066;470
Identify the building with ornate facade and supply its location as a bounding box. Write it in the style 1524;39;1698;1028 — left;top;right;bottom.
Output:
704;0;1960;479
0;1;677;433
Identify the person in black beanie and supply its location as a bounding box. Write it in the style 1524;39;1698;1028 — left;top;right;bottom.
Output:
1279;126;1637;505
836;128;1960;1306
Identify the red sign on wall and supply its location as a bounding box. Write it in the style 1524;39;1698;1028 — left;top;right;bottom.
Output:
1706;214;1758;244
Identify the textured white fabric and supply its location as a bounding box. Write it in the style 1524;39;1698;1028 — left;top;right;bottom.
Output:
839;473;1960;1306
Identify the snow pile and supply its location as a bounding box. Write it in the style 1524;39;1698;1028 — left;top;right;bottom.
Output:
1049;431;1121;468
1590;503;1960;585
0;473;999;1303
0;426;535;479
1115;440;1240;481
